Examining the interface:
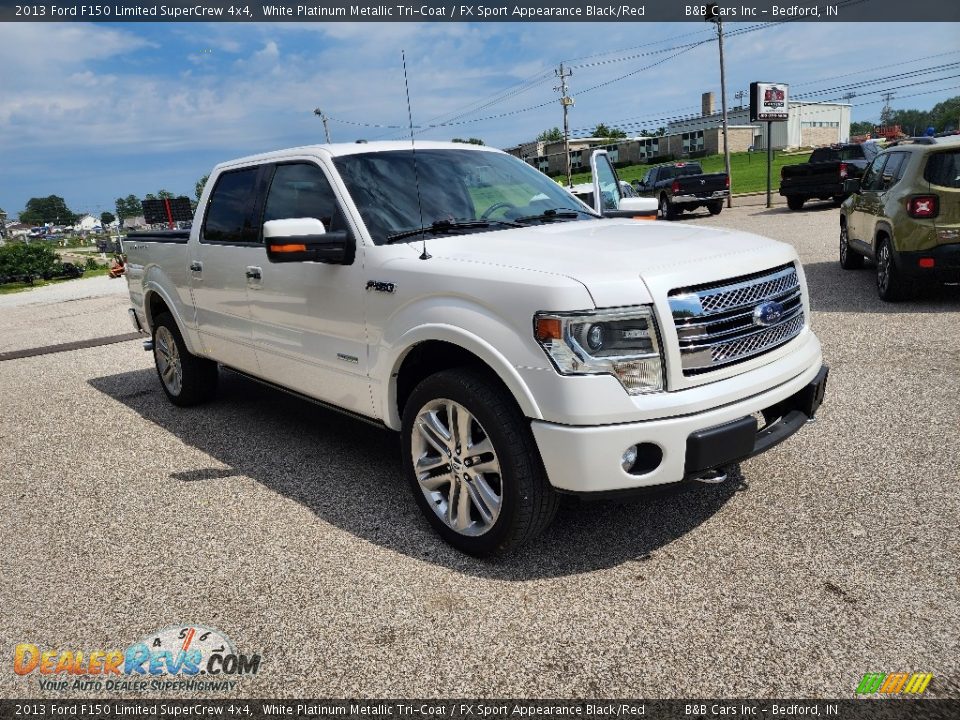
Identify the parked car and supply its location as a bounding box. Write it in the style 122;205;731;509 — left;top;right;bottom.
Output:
839;135;960;301
124;141;827;556
633;162;729;220
780;142;881;210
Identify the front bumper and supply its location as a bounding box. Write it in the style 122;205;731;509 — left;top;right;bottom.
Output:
531;363;828;494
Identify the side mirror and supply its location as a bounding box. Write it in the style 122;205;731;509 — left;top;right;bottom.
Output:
843;178;862;195
604;196;658;219
263;218;354;265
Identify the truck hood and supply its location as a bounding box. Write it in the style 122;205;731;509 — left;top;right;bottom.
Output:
418;219;799;308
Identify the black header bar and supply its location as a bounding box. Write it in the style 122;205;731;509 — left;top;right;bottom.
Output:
1;0;958;22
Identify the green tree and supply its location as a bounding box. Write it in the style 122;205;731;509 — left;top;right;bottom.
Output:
0;242;59;278
195;175;209;202
930;95;960;132
850;121;875;136
19;196;79;226
115;195;142;220
593;123;627;140
451;137;485;145
100;211;116;226
537;127;563;142
157;189;174;199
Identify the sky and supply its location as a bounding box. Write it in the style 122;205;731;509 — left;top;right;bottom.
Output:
0;20;958;220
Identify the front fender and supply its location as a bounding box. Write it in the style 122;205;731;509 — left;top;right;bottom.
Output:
380;324;544;431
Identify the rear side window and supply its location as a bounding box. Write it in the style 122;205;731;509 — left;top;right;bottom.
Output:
840;145;866;161
861;155;888;192
924;150;960;188
878;152;908;191
202;168;261;244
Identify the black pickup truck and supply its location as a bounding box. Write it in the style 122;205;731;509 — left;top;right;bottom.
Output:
779;142;880;210
633;162;729;220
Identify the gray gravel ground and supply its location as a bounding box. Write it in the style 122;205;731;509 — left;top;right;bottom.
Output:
1;204;958;700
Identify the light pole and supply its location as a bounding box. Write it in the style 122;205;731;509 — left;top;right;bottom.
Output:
707;5;733;208
314;108;332;143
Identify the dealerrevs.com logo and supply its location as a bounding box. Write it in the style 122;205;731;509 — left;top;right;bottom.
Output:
13;625;261;692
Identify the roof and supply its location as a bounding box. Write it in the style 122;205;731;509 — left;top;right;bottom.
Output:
219;140;504;170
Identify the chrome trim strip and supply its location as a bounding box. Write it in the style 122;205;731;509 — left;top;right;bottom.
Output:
669;265;799;319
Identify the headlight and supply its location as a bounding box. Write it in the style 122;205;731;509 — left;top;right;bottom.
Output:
533;306;665;394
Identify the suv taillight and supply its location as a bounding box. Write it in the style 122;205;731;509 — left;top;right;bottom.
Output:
839;162;849;180
671;180;681;194
725;175;730;189
907;195;939;218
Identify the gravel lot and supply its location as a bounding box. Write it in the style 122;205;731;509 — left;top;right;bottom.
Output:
1;204;958;700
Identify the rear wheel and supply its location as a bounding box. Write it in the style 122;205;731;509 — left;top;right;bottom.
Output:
152;312;218;406
839;221;863;270
876;237;910;302
401;368;559;556
787;196;805;211
659;194;677;220
708;200;723;216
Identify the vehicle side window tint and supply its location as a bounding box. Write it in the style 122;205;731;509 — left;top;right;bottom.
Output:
861;156;888;192
924;150;960;189
841;146;864;161
202;168;261;244
263;163;344;230
879;153;906;191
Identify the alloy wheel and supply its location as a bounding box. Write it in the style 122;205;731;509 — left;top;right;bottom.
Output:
154;326;183;396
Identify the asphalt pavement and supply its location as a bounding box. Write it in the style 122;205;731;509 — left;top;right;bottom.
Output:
1;206;958;700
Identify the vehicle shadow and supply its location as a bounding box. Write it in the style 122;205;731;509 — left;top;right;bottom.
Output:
803;260;960;313
744;202;840;217
89;368;743;580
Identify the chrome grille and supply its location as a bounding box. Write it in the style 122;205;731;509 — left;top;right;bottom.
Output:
669;264;805;375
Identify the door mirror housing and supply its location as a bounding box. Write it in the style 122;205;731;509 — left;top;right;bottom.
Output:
263;218;354;265
843;178;862;195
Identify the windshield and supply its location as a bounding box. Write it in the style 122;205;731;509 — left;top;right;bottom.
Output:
333;149;597;245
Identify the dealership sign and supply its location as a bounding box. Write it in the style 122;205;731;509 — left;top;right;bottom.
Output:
750;81;790;121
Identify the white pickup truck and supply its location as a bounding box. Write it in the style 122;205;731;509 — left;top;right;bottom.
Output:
124;141;828;556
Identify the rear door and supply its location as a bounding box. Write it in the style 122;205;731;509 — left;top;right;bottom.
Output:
189;165;267;375
848;154;887;252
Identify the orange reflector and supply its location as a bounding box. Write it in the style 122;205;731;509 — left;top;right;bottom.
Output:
269;243;307;253
918;257;935;268
535;318;562;342
632;215;656;221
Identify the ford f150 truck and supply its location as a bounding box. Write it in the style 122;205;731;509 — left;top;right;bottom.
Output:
633;162;729;220
779;142;881;210
124;142;828;556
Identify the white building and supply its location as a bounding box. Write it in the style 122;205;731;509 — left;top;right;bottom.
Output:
666;93;851;150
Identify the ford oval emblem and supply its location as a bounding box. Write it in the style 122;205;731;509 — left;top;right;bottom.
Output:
753;300;784;327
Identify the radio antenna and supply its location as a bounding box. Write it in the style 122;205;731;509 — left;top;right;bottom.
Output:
402;50;430;260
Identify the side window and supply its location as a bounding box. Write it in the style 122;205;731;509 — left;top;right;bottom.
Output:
263;163;344;231
879;153;907;191
593;153;621;211
861;155;888;192
202;168;261;244
924;150;960;189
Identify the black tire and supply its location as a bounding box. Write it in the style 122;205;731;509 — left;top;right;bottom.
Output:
708;200;723;216
839;221;863;270
786;196;805;211
152;312;218;406
875;237;910;302
401;368;559;557
832;195;846;207
659;194;677;221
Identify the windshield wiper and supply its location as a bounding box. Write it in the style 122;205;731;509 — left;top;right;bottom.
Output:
514;207;593;224
384;219;519;244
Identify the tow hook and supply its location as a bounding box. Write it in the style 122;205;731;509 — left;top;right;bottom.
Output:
142;340;154;351
694;468;728;484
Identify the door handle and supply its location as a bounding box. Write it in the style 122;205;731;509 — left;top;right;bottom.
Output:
245;267;262;280
189;261;202;272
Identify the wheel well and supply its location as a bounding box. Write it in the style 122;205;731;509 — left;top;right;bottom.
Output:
146;292;171;330
395;341;503;418
874;227;890;254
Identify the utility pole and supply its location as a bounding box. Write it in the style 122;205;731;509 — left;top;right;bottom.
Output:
707;6;733;208
880;92;895;129
555;63;574;188
313;108;332;143
734;90;745;110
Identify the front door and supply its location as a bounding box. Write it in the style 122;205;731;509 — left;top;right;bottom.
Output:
247;160;371;416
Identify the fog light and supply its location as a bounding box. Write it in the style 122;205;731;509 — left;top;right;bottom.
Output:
622;443;664;476
621;445;638;472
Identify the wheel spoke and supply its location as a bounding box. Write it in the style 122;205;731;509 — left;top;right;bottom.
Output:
420;470;453;492
465;475;500;526
454;405;473;451
417;455;450;476
417;413;450;457
455;478;472;531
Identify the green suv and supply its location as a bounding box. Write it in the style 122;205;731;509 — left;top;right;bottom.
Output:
839;136;960;301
